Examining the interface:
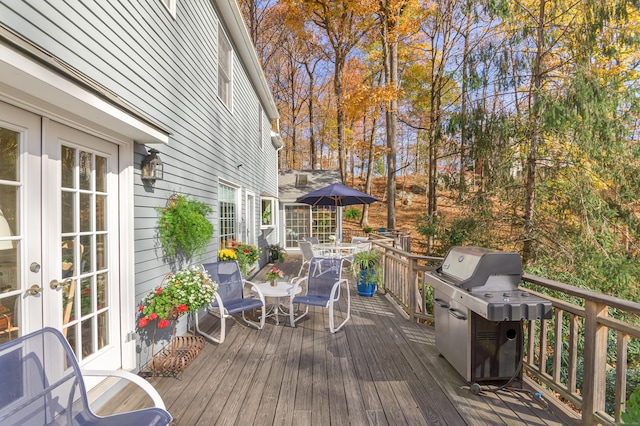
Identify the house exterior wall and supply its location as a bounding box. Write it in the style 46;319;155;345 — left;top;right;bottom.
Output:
0;0;279;369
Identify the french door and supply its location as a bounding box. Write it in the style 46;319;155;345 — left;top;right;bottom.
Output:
0;102;122;370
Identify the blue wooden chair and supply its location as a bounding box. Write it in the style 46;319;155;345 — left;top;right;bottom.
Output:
289;257;351;333
0;327;171;425
194;260;265;344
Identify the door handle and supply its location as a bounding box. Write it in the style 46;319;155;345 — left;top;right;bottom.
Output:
26;285;44;296
50;278;72;290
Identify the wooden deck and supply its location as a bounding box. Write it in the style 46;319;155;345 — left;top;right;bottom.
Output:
99;256;571;425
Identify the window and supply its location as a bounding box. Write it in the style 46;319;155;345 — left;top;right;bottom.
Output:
218;25;233;109
295;174;308;187
261;198;275;227
219;183;237;246
161;0;176;17
283;205;336;248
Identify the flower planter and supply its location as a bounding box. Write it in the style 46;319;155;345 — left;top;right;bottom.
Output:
357;269;377;297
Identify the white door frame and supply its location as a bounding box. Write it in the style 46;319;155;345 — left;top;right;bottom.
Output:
245;191;256;246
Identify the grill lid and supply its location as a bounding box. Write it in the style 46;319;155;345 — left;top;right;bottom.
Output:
436;246;523;290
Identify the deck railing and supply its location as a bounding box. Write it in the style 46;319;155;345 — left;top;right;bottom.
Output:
369;238;640;426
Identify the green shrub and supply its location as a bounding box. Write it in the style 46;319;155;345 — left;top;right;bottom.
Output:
344;207;361;221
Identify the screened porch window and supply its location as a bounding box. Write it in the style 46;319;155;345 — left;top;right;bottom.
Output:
284;205;336;248
219;184;237;246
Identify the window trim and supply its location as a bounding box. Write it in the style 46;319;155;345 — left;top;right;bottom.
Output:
218;181;241;246
261;197;276;229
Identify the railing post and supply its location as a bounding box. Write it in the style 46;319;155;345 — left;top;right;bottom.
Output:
581;300;607;425
409;257;418;322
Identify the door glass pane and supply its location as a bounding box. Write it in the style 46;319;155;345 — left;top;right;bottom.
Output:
80;193;92;232
81;319;94;357
285;205;310;248
61;191;75;233
61;146;75;188
80;276;92;317
96;234;106;270
0;126;21;343
96;195;106;231
0;128;18;181
61;145;110;361
0;294;19;343
79;151;91;191
0;186;19;293
96;156;106;192
80;235;92;274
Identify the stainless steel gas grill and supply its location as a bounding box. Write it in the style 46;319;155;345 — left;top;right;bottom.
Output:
424;246;552;385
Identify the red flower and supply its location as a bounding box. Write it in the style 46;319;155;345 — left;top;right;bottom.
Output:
82;288;90;296
138;305;144;312
156;287;163;295
177;304;188;313
244;248;249;254
138;318;149;327
148;312;158;320
158;319;171;329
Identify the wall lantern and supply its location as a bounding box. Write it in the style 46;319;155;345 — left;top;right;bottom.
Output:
141;148;164;182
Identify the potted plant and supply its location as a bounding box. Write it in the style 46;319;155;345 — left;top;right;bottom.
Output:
266;243;286;263
157;194;214;263
353;250;381;297
138;265;218;376
221;239;261;278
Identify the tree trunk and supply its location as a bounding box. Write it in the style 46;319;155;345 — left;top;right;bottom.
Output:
334;58;347;183
305;62;317;169
523;0;546;264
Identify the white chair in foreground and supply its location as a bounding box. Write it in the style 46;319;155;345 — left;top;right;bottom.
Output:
0;327;172;425
289;257;351;333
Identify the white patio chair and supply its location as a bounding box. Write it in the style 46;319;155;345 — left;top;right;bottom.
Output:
194;260;265;344
303;236;319;245
298;240;316;276
289;257;351;333
0;327;172;425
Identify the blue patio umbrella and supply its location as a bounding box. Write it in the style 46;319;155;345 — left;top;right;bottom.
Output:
295;183;380;207
295;183;379;241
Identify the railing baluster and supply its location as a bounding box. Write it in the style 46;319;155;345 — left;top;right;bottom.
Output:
568;313;578;394
553;309;563;383
615;332;629;423
540;319;548;375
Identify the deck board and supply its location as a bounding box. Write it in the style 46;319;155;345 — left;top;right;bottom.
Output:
98;256;574;425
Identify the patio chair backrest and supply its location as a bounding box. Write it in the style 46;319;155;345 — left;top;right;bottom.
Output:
203;261;245;306
299;241;315;262
0;327;87;425
307;257;343;298
303;236;319;245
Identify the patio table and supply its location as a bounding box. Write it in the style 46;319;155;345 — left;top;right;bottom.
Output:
251;281;301;325
314;242;356;259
